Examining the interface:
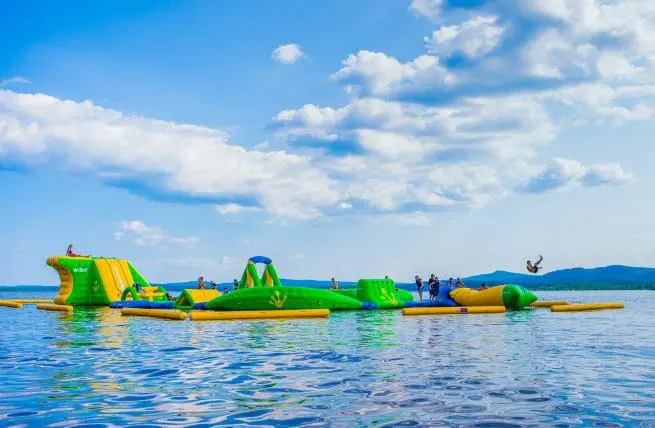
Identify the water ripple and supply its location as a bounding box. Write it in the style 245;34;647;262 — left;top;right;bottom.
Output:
0;291;654;426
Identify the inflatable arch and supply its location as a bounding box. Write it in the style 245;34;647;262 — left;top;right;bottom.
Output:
239;256;282;289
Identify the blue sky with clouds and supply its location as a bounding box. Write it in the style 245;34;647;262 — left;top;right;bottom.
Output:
2;0;654;285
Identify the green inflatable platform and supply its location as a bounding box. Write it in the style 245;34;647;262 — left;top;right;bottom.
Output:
205;257;414;311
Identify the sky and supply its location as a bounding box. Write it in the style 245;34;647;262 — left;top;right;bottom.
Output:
1;0;655;285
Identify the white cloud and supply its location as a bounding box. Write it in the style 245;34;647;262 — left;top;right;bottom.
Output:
522;0;655;82
214;203;260;215
272;95;555;163
519;158;635;194
581;163;636;187
544;83;655;123
425;15;506;58
116;220;200;247
0;76;31;86
0;90;340;219
330;50;456;98
409;0;443;21
271;43;305;64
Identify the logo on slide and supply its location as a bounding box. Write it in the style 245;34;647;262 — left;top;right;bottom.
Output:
73;267;88;273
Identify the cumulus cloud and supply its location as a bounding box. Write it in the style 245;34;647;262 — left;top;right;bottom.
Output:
0;90;340;219
330;51;456;98
271;43;305;64
519;158;635;194
272;95;555;162
581;163;636;187
425;15;506;58
268;1;640;216
2;1;642;222
115;220;200;247
409;0;443;21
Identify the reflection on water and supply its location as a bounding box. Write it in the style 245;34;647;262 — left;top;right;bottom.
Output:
0;290;654;426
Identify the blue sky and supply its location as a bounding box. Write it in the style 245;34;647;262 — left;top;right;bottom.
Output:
2;0;654;285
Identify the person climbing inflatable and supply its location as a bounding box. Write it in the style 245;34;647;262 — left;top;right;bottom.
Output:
526;255;543;274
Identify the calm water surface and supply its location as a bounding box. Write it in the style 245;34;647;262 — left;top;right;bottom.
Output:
0;290;654;427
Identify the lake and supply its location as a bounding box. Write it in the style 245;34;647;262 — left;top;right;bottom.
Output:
0;290;653;427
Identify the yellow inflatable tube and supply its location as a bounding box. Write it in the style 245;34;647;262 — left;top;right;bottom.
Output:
551;303;624;312
530;301;569;307
1;299;52;304
37;303;73;312
0;300;23;309
449;286;505;306
402;306;506;316
121;308;186;320
189;309;330;321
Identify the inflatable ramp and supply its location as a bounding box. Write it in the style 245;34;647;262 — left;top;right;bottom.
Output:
47;256;153;306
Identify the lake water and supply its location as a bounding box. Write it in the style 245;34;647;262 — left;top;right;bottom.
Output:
0;290;654;427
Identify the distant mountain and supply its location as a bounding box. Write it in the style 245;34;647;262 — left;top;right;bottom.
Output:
3;265;655;292
464;265;655;286
152;279;361;292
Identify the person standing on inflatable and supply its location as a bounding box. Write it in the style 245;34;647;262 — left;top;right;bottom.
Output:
415;275;424;301
526;255;544;274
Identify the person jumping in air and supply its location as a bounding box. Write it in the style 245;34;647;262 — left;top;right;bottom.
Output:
526;255;544;274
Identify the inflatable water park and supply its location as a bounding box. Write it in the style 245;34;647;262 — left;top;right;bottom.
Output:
0;255;624;320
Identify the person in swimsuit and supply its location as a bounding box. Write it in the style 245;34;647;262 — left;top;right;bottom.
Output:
447;277;454;288
415;275;424;301
233;279;239;290
480;282;488;290
331;277;339;289
198;276;205;290
65;244;88;257
210;281;217;290
526;255;544;274
223;287;228;295
428;274;436;301
455;277;465;288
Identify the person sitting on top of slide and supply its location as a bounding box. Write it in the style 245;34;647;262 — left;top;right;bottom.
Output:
66;244;88;257
526;255;544;274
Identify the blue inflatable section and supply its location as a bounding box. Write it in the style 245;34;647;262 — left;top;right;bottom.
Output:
437;285;458;307
404;300;453;308
403;285;458;308
193;302;207;310
249;256;272;264
109;301;175;309
361;302;377;310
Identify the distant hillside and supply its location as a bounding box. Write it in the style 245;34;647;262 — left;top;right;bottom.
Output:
464;265;655;289
153;279;360;292
3;265;655;292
